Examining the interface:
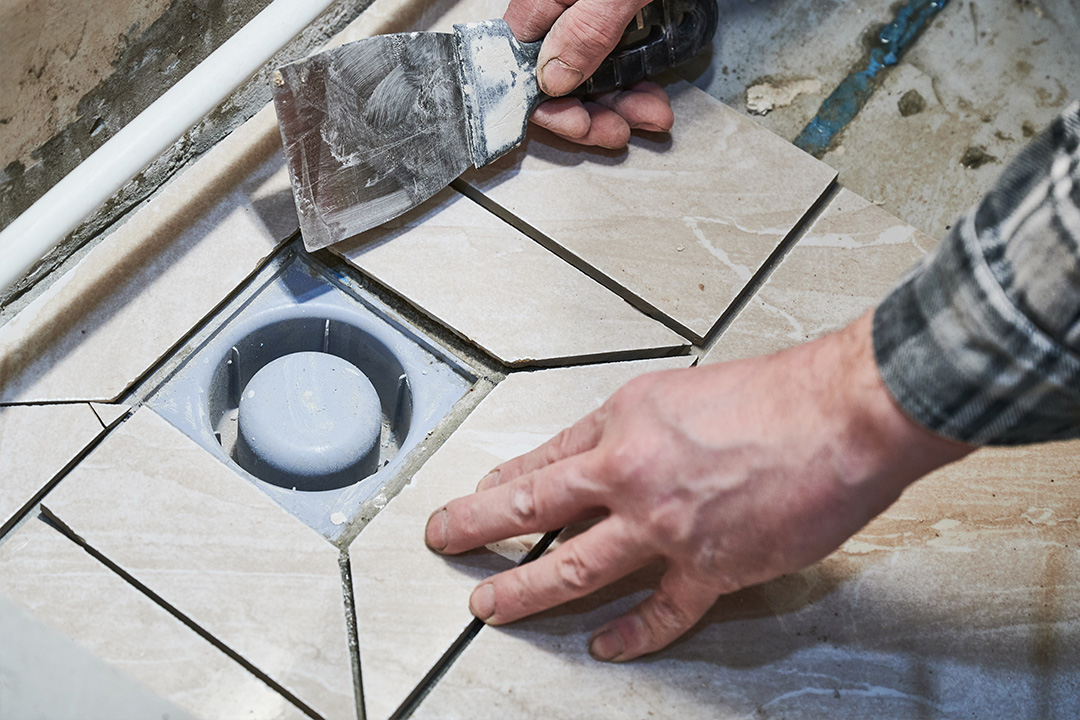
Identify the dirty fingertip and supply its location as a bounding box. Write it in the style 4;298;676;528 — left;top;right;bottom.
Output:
589;627;626;662
424;507;449;552
469;583;497;621
538;57;583;97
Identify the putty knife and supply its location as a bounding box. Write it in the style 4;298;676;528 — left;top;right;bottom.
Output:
272;0;718;251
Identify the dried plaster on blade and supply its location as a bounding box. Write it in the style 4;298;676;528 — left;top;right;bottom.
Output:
457;21;537;165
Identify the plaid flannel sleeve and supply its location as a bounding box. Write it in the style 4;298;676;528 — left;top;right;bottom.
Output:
873;101;1080;445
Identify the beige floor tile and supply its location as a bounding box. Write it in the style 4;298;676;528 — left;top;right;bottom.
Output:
41;408;357;720
459;80;837;342
0;105;295;403
413;440;1080;719
0;403;104;534
349;356;694;719
703;187;934;364
0;517;303;720
335;188;688;366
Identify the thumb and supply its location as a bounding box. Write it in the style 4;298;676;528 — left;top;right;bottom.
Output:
536;0;651;96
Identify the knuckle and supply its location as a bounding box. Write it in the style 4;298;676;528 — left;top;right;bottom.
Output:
554;544;600;593
647;589;695;636
509;477;538;526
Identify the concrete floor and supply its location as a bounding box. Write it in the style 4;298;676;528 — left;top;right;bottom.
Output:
692;0;1080;240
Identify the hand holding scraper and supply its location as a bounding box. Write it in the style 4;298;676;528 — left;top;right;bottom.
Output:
272;0;718;251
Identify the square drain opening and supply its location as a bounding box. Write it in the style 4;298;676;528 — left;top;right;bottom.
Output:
143;247;476;540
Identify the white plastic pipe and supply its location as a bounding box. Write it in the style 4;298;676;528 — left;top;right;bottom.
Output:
0;0;340;293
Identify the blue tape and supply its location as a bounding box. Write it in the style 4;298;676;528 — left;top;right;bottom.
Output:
794;0;950;158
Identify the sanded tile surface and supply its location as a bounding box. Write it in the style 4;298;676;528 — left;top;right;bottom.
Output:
0;105;295;403
349;356;694;719
460;80;837;341
415;441;1080;719
336;188;688;366
0;518;301;720
42;409;357;720
703;187;934;364
0;403;104;533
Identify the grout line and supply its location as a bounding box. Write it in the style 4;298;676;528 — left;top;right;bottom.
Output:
315;247;507;382
697;179;842;357
37;507;328;720
449;180;704;343
0;399;108;408
87;402;134;431
0;410;127;542
388;529;561;720
339;550;366;720
324;242;693;371
118;233;298;406
501;343;693;370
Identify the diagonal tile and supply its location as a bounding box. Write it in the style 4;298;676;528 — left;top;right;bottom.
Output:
0;517;303;719
413;439;1080;719
335;188;688;366
460;80;837;342
0;403;104;535
703;187;934;364
41;408;357;720
0;105;295;403
349;356;694;719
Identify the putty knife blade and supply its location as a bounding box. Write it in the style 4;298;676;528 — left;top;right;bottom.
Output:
273;32;472;251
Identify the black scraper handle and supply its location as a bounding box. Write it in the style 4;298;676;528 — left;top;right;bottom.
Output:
515;0;718;98
576;0;719;95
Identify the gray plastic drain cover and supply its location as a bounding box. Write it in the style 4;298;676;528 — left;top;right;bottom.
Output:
237;352;382;489
145;249;475;539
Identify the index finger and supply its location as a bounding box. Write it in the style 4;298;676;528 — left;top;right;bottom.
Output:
477;405;607;492
427;451;606;554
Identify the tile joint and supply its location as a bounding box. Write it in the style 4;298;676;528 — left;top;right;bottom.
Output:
35;507;329;720
388;530;561;720
339;550;366;720
450;180;703;343
0;412;125;543
698;178;842;356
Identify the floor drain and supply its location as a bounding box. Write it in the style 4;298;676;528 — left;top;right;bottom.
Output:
236;351;383;490
145;249;475;539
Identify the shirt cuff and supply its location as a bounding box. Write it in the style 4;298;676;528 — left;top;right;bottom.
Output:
872;102;1080;446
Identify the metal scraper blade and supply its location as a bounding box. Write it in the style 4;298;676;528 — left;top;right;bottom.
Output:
272;32;471;251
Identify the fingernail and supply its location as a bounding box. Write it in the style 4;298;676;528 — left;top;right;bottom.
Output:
631;122;667;133
589;628;625;662
424;508;448;551
470;583;496;621
476;469;500;492
538;58;583;97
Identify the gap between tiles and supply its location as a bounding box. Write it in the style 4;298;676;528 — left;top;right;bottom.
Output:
384;530;561;720
0;409;126;541
694;179;842;358
36;506;330;720
339;552;366;720
449;180;697;343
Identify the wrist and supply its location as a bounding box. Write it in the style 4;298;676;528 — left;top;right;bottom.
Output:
815;311;974;512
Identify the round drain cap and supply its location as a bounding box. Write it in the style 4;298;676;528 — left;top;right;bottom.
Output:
236;351;382;488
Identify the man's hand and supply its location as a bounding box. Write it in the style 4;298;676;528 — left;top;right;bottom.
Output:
504;0;674;148
425;312;973;661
